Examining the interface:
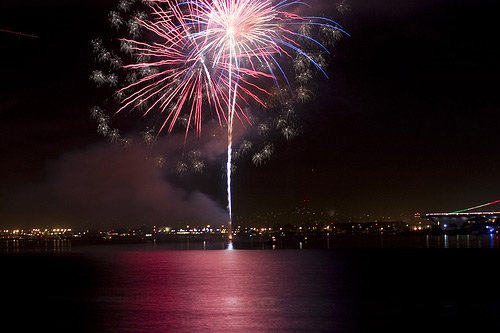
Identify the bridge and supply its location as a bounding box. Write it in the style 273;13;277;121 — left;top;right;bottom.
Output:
419;200;500;233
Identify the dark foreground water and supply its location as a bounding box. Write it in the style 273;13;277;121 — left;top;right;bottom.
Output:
2;237;500;332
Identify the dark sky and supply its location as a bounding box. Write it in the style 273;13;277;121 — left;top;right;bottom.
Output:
1;0;499;229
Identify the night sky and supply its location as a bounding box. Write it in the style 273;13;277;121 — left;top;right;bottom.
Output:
1;0;499;229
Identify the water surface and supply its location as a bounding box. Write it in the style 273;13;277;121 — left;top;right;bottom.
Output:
2;240;500;332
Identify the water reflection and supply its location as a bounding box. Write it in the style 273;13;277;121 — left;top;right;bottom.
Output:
1;239;72;253
423;234;499;249
95;251;345;332
3;243;500;332
86;245;500;333
1;234;500;252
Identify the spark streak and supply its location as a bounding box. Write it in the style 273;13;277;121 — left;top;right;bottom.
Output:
450;200;500;214
0;28;38;39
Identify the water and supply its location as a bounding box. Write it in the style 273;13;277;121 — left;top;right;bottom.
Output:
2;237;500;332
2;234;500;253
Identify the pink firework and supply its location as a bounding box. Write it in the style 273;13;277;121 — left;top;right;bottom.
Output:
103;0;347;237
116;0;346;135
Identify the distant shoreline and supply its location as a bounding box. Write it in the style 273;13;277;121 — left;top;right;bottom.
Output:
1;233;499;251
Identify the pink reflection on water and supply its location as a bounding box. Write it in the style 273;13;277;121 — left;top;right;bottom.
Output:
95;250;341;332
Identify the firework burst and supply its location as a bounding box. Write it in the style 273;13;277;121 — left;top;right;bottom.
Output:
110;1;346;134
90;0;349;237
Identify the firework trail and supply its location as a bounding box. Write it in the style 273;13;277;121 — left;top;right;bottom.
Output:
0;28;38;38
91;0;348;239
450;200;500;214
